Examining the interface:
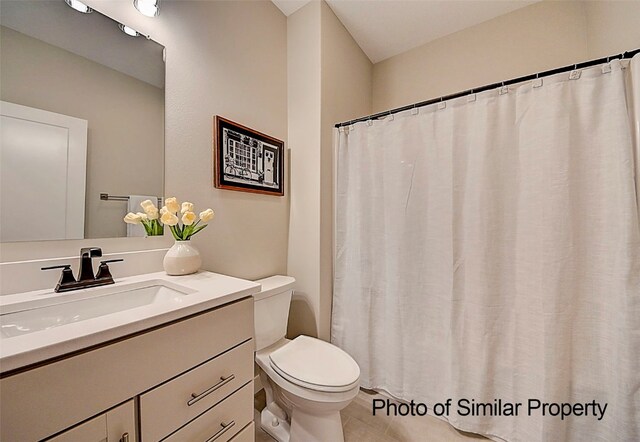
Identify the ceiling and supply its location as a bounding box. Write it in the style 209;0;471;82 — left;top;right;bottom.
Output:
272;0;538;63
272;0;312;16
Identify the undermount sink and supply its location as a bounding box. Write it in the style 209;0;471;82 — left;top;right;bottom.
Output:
0;280;195;338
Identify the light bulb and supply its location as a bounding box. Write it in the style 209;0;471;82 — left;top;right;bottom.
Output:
119;24;140;37
133;0;160;17
65;0;92;14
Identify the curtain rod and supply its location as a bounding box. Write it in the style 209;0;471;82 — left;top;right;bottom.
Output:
335;48;640;128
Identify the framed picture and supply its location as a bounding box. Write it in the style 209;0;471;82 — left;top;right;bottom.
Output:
213;116;284;196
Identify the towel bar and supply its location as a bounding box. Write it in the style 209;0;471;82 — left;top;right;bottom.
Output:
100;193;162;207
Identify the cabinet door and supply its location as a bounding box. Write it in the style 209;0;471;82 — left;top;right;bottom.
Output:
47;401;135;442
47;415;107;442
107;400;137;442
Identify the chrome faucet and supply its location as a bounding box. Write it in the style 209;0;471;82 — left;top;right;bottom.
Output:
42;247;123;293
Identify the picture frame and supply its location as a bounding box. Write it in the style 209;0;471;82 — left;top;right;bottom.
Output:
213;116;284;196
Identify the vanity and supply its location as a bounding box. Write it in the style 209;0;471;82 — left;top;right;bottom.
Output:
0;271;260;442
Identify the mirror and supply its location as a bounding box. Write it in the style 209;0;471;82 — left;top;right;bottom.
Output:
0;0;164;242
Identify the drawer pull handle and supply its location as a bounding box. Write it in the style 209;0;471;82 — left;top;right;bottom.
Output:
120;433;129;442
205;420;235;442
187;374;235;406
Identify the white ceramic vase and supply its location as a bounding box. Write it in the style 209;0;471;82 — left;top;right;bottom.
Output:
163;240;202;276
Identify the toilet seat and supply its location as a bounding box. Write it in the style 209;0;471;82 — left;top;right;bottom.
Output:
269;336;360;393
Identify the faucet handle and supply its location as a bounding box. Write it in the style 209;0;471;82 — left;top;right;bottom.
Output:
41;264;71;271
41;265;76;292
96;259;123;281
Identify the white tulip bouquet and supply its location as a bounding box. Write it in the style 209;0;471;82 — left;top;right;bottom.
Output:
159;197;215;241
123;199;164;236
124;197;214;240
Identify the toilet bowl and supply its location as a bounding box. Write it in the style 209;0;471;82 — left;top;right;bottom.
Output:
253;276;360;442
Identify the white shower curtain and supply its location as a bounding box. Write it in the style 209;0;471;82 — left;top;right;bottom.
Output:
332;56;640;442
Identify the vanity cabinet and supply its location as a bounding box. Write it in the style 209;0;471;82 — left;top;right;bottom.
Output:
0;297;255;442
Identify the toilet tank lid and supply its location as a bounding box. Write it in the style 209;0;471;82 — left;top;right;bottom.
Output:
254;275;296;301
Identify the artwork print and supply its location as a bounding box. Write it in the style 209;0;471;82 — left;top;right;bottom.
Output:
214;116;284;196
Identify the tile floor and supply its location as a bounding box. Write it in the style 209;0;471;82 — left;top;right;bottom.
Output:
254;389;488;441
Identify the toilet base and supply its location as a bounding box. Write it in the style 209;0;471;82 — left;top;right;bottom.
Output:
261;407;291;442
260;404;346;442
289;408;345;442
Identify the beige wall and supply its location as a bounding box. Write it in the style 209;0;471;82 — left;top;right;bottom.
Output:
584;1;640;59
287;1;372;340
0;26;164;240
372;0;640;112
287;1;323;338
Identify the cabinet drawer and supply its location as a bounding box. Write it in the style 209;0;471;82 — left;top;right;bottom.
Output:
140;340;253;441
163;382;253;442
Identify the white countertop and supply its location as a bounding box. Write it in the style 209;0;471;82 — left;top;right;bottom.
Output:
0;271;260;374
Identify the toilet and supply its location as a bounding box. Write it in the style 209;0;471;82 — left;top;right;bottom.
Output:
253;276;360;442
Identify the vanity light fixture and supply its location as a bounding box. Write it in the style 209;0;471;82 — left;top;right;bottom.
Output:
64;0;92;14
119;23;140;37
133;0;160;17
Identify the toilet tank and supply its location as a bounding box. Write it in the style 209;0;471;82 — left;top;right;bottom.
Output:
253;275;296;351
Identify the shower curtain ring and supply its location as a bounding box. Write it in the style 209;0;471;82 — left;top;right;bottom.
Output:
570;63;581;80
468;89;477;102
533;72;543;88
